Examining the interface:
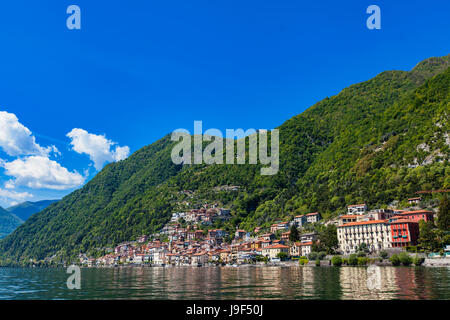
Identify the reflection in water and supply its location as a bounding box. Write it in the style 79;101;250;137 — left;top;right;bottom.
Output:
0;266;449;300
340;267;397;300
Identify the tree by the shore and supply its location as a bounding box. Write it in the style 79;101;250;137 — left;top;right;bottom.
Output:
437;196;450;231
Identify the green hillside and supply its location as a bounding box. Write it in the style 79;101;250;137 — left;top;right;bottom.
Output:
0;55;448;266
0;207;23;239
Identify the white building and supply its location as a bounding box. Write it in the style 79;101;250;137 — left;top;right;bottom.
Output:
305;212;321;223
293;215;306;228
347;204;368;215
191;252;208;266
337;220;391;254
152;247;168;265
300;232;318;243
299;242;312;256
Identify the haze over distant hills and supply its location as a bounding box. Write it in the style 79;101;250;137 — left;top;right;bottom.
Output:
0;55;448;266
6;200;59;221
0;207;22;239
0;200;58;239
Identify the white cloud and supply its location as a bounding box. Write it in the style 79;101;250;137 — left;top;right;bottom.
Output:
1;156;85;190
0;111;54;157
0;188;33;203
67;128;130;170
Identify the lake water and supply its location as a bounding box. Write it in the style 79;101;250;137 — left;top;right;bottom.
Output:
0;266;449;300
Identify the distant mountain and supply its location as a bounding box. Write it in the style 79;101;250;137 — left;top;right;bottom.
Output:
0;207;22;239
0;55;448;266
6;200;59;221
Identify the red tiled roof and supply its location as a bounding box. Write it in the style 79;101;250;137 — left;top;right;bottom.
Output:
400;210;433;215
339;215;359;219
390;219;418;224
264;244;290;249
348;204;366;207
337;219;387;227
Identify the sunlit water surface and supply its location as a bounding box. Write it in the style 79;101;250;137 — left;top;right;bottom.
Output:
0;266;449;300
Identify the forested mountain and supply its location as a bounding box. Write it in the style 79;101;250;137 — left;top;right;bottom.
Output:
0;55;448;266
0;207;22;239
6;200;59;221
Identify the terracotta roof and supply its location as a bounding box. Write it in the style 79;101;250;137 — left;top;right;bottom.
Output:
400;210;433;215
337;219;387;227
264;244;290;249
348;204;366;207
390;218;419;224
339;215;359;219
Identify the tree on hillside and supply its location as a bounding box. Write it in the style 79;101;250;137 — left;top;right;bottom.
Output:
437;196;450;231
318;224;338;254
289;224;300;242
418;220;440;252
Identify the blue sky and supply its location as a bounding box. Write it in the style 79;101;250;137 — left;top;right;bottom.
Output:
0;0;449;207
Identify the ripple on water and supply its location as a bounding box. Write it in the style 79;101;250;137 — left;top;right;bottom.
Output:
0;266;449;300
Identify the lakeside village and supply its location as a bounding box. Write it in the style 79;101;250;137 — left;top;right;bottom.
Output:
83;197;450;268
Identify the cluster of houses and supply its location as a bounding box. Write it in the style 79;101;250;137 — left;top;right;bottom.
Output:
169;207;231;226
82;206;323;267
84;227;320;267
81;198;437;267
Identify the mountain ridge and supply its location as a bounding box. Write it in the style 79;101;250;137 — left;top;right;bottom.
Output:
0;207;22;239
7;200;59;221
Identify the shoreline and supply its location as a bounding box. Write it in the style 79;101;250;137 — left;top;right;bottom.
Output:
71;258;450;269
2;257;449;269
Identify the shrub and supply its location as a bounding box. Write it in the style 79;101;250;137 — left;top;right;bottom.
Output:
277;252;289;261
331;256;342;266
317;252;327;260
348;254;358;266
299;258;309;266
357;251;367;257
315;259;321;267
357;257;368;265
406;246;418;253
390;254;401;266
308;252;318;260
342;258;348;265
413;255;425;266
399;252;412;266
379;250;388;259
